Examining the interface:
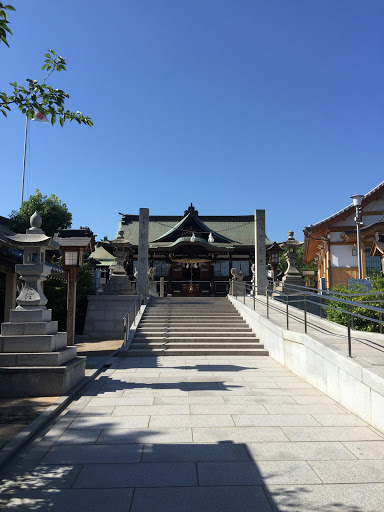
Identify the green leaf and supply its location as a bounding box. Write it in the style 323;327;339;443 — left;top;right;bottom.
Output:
51;113;56;125
59;117;64;127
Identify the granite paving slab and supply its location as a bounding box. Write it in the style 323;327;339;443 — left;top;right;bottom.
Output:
2;352;384;512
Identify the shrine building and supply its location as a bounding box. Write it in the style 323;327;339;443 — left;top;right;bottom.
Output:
116;204;272;297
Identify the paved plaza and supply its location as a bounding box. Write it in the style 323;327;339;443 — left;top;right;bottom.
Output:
1;354;384;511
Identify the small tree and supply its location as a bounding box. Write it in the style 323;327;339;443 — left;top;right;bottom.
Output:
9;189;72;237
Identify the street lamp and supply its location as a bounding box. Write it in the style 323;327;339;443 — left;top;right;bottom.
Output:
54;229;94;346
266;242;283;283
351;194;364;280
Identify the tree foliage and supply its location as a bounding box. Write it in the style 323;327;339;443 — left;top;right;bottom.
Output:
9;189;72;237
0;2;15;47
0;4;92;126
325;275;384;332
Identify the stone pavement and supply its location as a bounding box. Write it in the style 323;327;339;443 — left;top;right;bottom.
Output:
0;338;121;451
1;355;384;511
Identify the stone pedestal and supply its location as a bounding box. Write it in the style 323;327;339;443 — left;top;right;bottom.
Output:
0;306;86;397
0;211;86;397
148;281;157;296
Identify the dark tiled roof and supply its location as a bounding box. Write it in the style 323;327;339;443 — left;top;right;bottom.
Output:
118;213;271;247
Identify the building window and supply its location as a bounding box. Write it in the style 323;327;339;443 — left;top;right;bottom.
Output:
214;261;229;277
365;248;382;277
153;260;169;277
232;260;249;276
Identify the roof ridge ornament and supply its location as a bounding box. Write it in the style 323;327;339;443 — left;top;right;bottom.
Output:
184;203;199;216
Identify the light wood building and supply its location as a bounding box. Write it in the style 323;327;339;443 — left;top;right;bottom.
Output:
303;181;384;288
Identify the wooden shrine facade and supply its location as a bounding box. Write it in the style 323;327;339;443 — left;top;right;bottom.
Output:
117;204;271;297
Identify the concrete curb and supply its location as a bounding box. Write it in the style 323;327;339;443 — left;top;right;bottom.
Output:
0;349;120;470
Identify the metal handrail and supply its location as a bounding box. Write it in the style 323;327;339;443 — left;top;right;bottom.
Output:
230;279;384;357
122;282;150;350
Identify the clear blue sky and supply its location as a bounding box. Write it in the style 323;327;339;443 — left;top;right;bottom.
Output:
2;0;383;242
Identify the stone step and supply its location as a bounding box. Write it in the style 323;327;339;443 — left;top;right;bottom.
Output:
138;323;248;328
134;331;256;338
0;356;87;397
1;321;58;336
132;336;258;342
137;323;252;332
0;332;67;353
142;314;242;318
0;346;77;367
130;342;264;349
125;348;269;357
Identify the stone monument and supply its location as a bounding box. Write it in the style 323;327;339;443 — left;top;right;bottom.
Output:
137;208;149;293
254;210;267;295
281;230;305;291
0;212;86;397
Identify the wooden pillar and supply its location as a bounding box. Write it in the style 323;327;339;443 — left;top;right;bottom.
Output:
66;267;78;346
4;272;17;322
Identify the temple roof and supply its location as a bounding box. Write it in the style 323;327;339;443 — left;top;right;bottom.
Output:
117;208;271;248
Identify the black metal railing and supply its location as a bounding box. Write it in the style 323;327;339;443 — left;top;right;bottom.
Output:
230;280;384;358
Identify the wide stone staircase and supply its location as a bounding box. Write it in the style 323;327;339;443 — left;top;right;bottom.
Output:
126;297;268;356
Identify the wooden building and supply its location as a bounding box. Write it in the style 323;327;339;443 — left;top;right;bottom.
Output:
303;182;384;288
116;204;271;296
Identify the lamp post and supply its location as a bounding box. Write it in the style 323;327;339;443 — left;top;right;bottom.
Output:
54;229;94;346
351;194;364;280
266;242;283;283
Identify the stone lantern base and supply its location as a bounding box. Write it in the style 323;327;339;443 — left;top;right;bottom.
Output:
0;307;86;397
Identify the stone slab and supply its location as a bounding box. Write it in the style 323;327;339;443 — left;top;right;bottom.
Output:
192;427;289;443
9;308;52;323
42;444;143;464
310;460;384;483
267;483;384;512
0;332;67;353
149;414;235;428
2;489;134;512
97;428;193;444
246;441;357;461
0;347;77;367
141;443;250;462
131;486;273;512
343;441;384;459
0;357;86;397
73;462;197;488
281;426;383;442
197;460;321;485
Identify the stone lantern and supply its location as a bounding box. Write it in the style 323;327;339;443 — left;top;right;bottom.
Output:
0;212;86;397
103;231;134;295
281;230;305;291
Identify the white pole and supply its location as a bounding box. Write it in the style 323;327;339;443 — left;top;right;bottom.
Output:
21;116;28;205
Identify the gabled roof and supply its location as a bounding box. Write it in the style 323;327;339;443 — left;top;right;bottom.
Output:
304;181;384;231
152;210;234;244
118;207;272;248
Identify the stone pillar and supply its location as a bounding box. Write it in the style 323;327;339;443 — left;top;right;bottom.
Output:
4;272;17;322
160;277;165;297
137;208;149;293
254;210;266;295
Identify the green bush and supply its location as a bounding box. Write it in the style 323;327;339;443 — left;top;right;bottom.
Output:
325;275;384;332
